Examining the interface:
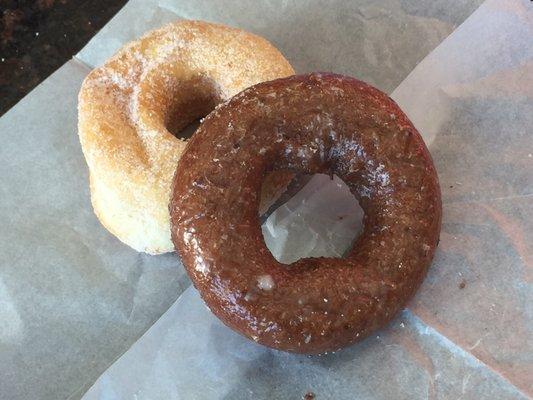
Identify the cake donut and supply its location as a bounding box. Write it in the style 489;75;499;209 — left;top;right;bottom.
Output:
78;20;294;254
170;73;441;354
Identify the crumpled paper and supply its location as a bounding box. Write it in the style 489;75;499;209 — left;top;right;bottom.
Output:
0;0;530;399
81;0;532;398
83;289;526;400
262;174;365;264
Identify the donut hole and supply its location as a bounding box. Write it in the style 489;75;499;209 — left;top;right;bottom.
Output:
169;118;202;140
260;172;364;264
163;77;222;140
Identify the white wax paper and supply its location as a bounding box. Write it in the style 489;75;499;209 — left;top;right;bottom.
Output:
0;0;530;399
83;289;526;400
75;0;483;93
262;174;365;264
81;0;532;398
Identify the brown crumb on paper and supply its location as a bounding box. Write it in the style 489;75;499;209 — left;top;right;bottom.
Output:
303;392;316;399
459;280;466;289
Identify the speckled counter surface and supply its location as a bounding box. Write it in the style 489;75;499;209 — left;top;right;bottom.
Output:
0;0;127;116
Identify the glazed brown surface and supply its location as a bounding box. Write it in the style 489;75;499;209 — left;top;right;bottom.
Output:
170;73;441;354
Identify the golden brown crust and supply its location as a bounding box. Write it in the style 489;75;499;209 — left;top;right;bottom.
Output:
78;20;294;254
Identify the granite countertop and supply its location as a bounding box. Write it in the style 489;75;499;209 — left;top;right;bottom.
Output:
0;0;127;116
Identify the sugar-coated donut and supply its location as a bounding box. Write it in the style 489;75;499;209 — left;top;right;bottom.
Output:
78;20;294;254
170;73;441;354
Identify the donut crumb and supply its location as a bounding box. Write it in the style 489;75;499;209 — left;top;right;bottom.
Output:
303;392;316;400
459;280;466;289
257;274;275;291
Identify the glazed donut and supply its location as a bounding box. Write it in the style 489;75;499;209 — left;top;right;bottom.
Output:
170;73;441;354
78;20;294;254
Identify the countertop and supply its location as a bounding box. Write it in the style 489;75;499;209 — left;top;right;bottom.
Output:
0;0;127;116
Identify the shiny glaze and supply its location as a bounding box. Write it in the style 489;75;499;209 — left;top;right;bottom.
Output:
170;73;441;354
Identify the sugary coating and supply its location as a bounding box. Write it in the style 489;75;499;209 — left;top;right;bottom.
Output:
171;73;442;354
78;20;294;254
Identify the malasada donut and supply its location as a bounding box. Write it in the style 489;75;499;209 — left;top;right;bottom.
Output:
78;20;294;254
170;73;441;354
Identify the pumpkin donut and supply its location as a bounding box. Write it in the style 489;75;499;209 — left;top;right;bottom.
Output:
170;73;441;353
